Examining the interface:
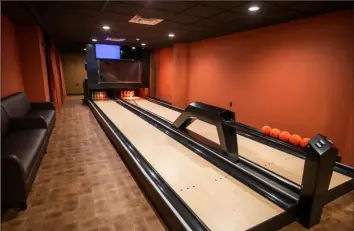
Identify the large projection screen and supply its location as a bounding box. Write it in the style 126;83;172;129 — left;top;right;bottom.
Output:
98;60;142;83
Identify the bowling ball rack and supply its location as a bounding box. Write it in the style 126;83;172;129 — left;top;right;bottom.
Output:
89;97;353;231
147;97;348;173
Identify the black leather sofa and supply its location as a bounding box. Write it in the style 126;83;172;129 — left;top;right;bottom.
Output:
1;92;55;210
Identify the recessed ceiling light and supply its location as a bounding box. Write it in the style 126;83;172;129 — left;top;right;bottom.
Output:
141;43;146;46
136;38;140;41
132;47;136;50
92;38;97;42
248;5;260;12
168;33;175;38
102;25;110;30
84;48;86;51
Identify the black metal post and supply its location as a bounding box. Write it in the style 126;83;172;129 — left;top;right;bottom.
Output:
297;134;338;228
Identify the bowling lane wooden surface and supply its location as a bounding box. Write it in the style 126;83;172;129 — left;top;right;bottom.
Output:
131;98;351;189
95;100;283;231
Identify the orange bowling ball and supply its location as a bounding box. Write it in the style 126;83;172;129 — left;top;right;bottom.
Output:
270;128;281;139
300;137;310;148
289;134;302;146
261;125;272;135
279;131;291;142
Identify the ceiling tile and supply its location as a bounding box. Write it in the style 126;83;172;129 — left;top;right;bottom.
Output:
193;18;220;27
182;24;206;32
105;2;143;15
120;1;151;7
210;12;243;23
70;2;106;11
200;1;245;10
184;4;222;17
169;14;201;24
261;3;300;20
149;1;197;13
139;8;176;20
146;21;186;34
287;1;352;14
101;12;133;22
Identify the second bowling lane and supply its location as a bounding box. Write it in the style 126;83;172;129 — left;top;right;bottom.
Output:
129;98;351;189
95;100;283;231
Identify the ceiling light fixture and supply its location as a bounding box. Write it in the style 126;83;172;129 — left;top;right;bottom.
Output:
84;48;86;51
248;5;260;12
168;33;175;38
102;25;110;30
105;37;126;42
141;43;146;46
136;38;140;41
92;38;97;42
132;47;136;50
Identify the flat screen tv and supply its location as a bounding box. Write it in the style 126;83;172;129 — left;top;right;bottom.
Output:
95;44;121;60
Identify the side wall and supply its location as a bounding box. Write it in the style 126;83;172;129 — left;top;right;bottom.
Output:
1;15;24;97
1;15;66;110
152;10;354;166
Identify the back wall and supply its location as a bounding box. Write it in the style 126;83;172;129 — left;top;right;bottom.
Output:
62;53;86;95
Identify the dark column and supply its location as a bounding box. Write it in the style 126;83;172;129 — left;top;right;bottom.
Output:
297;134;338;227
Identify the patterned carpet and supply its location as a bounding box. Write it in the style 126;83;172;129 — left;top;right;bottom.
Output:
1;96;166;231
1;96;353;231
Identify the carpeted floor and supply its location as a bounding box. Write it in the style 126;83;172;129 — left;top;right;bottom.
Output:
1;96;353;231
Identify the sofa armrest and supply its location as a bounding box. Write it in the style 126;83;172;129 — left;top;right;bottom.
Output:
31;102;55;110
1;155;27;205
10;117;48;130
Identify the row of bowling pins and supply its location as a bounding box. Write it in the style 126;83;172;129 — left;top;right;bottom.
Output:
120;90;135;98
92;91;108;100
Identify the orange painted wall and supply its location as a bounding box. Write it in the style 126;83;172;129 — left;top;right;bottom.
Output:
155;48;173;102
171;43;190;108
17;26;50;102
48;45;67;112
1;15;24;97
152;10;354;166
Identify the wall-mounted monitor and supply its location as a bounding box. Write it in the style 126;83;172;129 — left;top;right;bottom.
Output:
95;44;121;60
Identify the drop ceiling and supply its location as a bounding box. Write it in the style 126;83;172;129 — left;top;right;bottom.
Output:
2;1;352;52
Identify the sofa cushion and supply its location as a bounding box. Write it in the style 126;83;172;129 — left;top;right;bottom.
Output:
1;106;10;139
27;110;55;128
2;92;31;118
2;129;47;176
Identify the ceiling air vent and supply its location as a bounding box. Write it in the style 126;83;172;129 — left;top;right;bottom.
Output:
105;37;126;42
129;15;163;26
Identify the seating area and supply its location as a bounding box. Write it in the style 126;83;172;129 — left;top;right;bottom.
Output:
1;92;55;210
